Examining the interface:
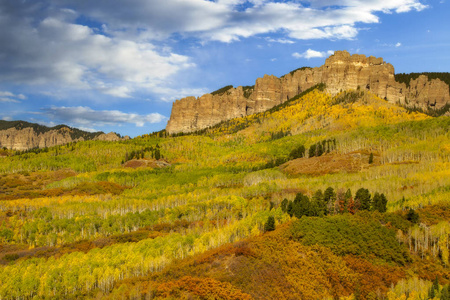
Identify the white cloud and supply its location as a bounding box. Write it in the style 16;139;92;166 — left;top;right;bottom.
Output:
0;3;194;99
293;49;334;59
0;98;20;103
0;91;27;103
2;116;13;121
98;86;133;98
48;0;427;43
157;87;209;102
266;38;295;44
395;42;402;47
42;106;167;127
0;0;429;102
76;126;98;133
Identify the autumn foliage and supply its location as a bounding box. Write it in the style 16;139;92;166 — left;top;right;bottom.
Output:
0;88;449;299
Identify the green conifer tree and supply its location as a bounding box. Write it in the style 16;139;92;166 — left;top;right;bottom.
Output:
281;198;289;213
355;188;371;211
264;216;275;232
407;208;419;224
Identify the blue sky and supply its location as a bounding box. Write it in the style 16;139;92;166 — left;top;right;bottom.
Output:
0;0;448;137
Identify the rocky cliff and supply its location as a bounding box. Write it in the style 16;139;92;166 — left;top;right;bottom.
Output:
0;121;129;151
166;50;450;134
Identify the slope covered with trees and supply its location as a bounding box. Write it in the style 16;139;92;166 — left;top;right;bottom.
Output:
0;87;449;299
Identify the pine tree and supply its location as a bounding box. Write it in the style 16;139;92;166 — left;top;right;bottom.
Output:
316;143;323;157
324;187;335;204
433;276;439;291
379;193;387;213
312;189;325;216
281;198;289;213
264;216;275;232
407;208;419;224
372;192;381;212
292;192;310;218
287;201;294;217
441;285;450;300
355;188;371;211
309;144;316;158
369;152;374;164
428;285;436;299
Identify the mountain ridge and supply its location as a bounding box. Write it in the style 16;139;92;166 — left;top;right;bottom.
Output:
166;50;450;134
0;120;130;150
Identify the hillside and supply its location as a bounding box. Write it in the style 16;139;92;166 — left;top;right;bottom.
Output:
0;120;129;151
166;50;450;134
0;86;449;299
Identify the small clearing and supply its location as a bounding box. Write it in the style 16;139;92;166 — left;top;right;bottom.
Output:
123;159;171;169
280;151;378;176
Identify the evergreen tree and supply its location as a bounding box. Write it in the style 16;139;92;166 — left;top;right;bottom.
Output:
345;189;352;200
287;201;294;217
312;189;326;216
289;145;306;159
309;144;316;158
407;208;419;224
281;198;289;213
441;285;450;300
324;187;336;215
324;187;335;204
433;276;439;291
308;200;322;217
372;192;381;212
264;216;275;232
379;193;387;213
355;188;371;211
316;143;323;157
369;152;374;164
292;192;310;218
428;285;436;299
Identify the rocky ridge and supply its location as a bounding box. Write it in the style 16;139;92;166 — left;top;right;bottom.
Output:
166;50;450;134
0;121;130;151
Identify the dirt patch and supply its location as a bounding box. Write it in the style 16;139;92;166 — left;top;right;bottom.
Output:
280;151;379;176
123;159;171;169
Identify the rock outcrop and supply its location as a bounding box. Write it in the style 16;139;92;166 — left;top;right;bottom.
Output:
166;50;450;134
0;127;82;151
0;121;129;151
94;132;130;142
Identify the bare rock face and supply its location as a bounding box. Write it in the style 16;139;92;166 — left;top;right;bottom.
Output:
405;75;450;108
166;87;250;133
94;132;123;142
0;121;129;150
166;50;450;134
0;127;83;151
